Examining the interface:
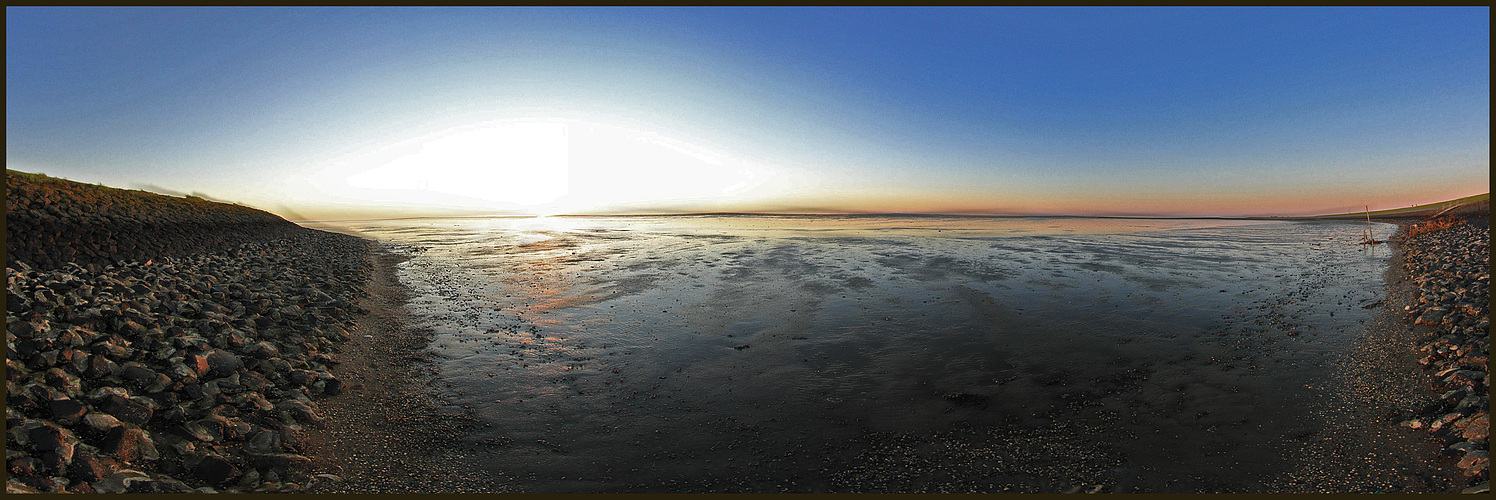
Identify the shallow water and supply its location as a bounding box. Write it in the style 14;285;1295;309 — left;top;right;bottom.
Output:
323;215;1405;492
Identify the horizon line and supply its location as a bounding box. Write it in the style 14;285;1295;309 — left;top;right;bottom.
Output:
287;192;1488;224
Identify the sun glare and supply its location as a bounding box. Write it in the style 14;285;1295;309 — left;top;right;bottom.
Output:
314;116;810;217
343;121;570;207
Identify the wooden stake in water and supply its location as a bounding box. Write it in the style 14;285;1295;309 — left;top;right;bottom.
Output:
1362;205;1382;245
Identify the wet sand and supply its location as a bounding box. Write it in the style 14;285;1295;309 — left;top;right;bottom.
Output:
1264;222;1466;492
303;246;508;493
291;215;1486;493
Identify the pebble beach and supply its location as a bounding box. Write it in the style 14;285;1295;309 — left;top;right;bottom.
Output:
4;169;1489;493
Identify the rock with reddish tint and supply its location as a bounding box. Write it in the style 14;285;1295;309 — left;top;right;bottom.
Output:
42;367;81;393
7;478;42;494
183;353;211;377
1463;414;1490;440
82;412;123;435
99;425;154;463
1459;450;1490;477
84;355;113;379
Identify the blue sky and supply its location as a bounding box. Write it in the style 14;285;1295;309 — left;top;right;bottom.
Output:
6;7;1489;218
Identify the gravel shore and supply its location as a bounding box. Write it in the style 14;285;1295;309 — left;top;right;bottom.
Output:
1389;213;1490;493
298;245;508;493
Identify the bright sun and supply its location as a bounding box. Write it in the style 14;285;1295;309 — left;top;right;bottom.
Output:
344;121;570;208
319;117;805;216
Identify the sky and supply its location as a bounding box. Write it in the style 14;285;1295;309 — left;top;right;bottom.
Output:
6;7;1490;219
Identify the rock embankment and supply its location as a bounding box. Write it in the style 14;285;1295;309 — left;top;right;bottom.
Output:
1393;215;1490;493
6;170;372;493
6;170;303;271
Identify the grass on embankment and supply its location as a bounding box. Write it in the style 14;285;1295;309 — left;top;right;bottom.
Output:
1298;193;1490;221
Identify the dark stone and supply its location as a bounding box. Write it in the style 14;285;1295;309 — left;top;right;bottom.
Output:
247;341;279;359
13;475;49;493
152;390;180;408
288;369;316;386
119;319;145;336
240;370;268;391
322;376;343;396
193;454;238;485
225;331;246;349
29;423;67;451
121;365;156;384
26;383;61;403
97;394;153;426
248;452;312;474
247;429;282;454
8;290;27;313
69;451;116;483
181;383;205;401
125;479;184;494
198;418;229;440
48;398;87;424
14;338;40;357
204;349;243;378
39;450;67;472
277;399;323;425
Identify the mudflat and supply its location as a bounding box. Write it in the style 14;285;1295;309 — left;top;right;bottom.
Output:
316;214;1486;493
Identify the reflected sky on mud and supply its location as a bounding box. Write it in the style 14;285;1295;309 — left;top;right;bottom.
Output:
335;215;1403;493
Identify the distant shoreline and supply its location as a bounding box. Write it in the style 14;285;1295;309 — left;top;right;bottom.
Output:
286;192;1488;224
